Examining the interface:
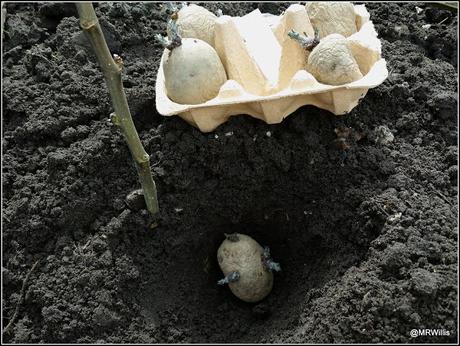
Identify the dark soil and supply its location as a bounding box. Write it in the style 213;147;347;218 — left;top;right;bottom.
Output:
2;2;458;343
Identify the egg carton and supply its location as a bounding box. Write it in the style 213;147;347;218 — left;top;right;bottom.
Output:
155;4;388;132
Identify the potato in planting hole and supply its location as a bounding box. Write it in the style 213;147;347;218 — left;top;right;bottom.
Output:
217;233;281;303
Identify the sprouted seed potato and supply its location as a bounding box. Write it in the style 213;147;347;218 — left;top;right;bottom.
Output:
217;233;281;303
305;2;357;38
156;17;227;105
163;38;227;104
168;4;218;47
307;34;363;85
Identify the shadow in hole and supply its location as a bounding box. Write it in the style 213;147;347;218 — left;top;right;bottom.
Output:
131;98;168;132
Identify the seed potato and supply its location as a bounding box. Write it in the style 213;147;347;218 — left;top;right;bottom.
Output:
305;2;357;38
307;34;363;85
167;4;218;47
217;234;274;303
163;38;227;105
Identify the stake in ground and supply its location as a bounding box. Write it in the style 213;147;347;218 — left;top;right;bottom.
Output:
75;3;159;221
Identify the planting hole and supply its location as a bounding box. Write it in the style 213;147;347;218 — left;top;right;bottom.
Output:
135;201;383;342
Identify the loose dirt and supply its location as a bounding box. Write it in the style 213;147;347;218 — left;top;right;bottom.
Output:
2;2;457;343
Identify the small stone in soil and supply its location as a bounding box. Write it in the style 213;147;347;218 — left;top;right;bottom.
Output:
125;189;146;210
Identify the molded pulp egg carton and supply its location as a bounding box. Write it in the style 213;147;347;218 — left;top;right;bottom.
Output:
155;4;388;132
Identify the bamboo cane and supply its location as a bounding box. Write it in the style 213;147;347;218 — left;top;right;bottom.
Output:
75;3;159;222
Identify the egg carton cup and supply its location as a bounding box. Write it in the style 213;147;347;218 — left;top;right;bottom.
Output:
155;4;388;133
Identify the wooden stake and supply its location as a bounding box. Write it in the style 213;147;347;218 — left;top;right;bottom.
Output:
76;3;159;220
